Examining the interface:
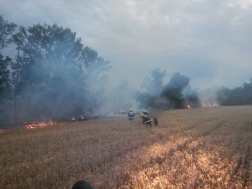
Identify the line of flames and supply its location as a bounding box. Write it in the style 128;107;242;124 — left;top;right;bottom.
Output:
1;116;85;132
25;119;57;129
25;116;84;129
111;110;127;116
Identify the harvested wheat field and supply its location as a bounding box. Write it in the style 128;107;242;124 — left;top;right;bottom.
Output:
1;106;252;189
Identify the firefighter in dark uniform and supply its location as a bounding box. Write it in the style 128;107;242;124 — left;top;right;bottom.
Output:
142;111;151;126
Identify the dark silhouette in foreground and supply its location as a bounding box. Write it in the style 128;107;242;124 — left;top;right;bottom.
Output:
72;180;94;189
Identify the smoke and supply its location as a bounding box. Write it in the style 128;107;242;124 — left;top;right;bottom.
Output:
183;85;220;108
196;88;220;107
2;18;247;126
0;23;114;123
141;69;166;97
104;80;139;113
133;69;168;110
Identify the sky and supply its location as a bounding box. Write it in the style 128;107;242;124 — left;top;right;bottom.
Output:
1;0;252;89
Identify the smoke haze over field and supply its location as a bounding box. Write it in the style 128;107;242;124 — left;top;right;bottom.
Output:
1;0;252;90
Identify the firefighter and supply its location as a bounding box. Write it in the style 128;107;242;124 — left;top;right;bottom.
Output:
128;108;135;120
142;111;151;126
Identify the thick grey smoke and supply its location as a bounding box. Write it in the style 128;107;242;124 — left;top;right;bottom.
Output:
103;80;139;113
0;23;113;124
196;88;220;107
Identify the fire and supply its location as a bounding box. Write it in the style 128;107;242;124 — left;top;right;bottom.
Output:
187;104;191;109
119;110;125;114
80;116;85;120
0;129;4;133
111;109;127;116
25;119;57;129
72;117;76;121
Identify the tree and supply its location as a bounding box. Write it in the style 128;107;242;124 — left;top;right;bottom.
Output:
0;15;16;101
183;86;200;105
134;91;156;110
242;78;252;104
11;23;110;120
0;15;17;49
0;16;17;124
217;78;252;106
0;54;11;101
168;73;189;89
216;87;231;105
141;69;166;96
163;73;190;108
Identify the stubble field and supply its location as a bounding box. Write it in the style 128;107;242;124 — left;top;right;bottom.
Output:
0;106;252;189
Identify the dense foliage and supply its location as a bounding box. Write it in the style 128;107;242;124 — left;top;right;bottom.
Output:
0;16;110;123
136;71;196;109
217;78;252;106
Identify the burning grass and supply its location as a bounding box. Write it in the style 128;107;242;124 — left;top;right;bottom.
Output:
0;106;252;188
25;119;58;129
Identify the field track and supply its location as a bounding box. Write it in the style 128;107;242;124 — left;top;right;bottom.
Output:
1;106;252;189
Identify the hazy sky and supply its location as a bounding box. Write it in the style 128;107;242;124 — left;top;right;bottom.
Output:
1;0;252;89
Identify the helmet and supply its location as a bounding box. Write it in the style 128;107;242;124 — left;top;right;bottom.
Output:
143;111;148;115
142;110;148;115
130;108;133;111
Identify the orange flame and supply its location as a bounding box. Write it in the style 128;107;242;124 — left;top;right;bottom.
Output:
112;110;127;115
0;129;4;133
25;119;57;129
187;104;191;109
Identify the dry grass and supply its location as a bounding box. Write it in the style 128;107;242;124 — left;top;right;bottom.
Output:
0;106;252;189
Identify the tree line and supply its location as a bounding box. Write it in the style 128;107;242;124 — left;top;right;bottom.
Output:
0;15;200;125
217;79;252;106
1;15;251;126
